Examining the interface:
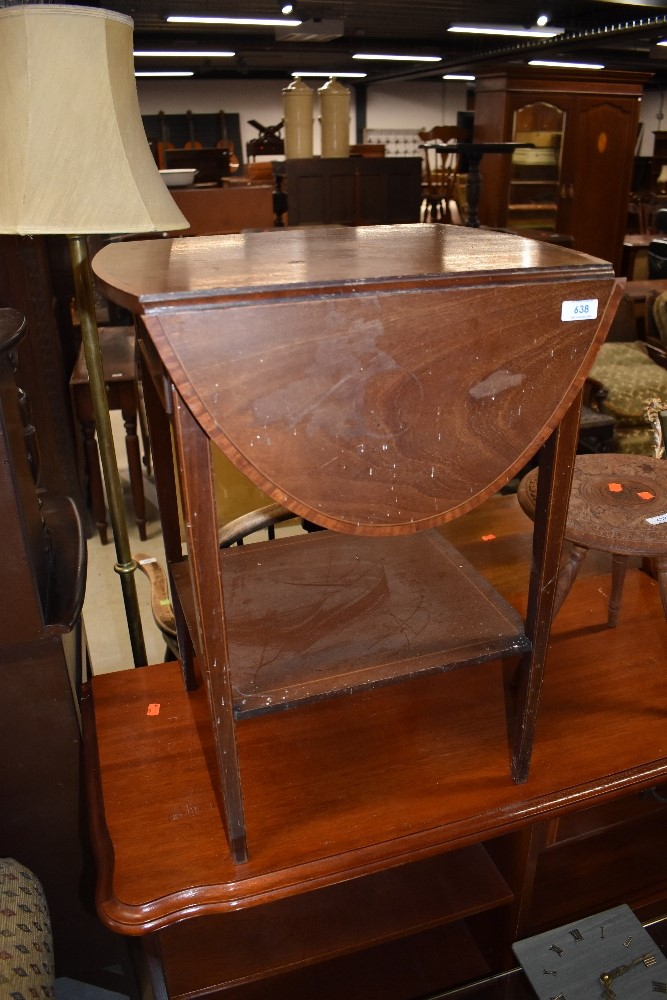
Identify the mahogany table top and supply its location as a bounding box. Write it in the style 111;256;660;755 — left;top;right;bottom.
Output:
93;225;621;535
92;224;614;315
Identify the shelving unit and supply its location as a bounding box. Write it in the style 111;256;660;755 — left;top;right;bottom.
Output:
507;102;563;231
82;496;667;998
147;844;513;997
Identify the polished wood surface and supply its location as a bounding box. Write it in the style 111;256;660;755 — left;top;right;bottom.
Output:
83;496;667;936
93;224;615;314
150;846;514;998
94;226;621;533
625;277;667;303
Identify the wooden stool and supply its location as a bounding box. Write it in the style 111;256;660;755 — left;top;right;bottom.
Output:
518;453;667;626
70;326;147;544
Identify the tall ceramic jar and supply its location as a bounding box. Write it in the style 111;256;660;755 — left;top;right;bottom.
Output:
318;77;350;158
283;76;314;158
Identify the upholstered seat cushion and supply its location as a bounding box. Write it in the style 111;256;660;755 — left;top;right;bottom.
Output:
652;290;667;349
590;340;667;454
0;858;55;998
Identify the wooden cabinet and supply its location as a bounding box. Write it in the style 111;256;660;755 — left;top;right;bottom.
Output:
0;308;126;984
474;68;649;272
273;156;423;226
81;496;667;998
0;235;84;509
169;185;275;235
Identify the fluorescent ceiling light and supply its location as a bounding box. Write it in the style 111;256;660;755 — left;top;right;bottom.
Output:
448;24;563;38
291;71;367;78
134;49;235;57
529;59;604;69
443;74;475;80
135;70;194;77
656;39;667;45
166;15;302;27
353;53;442;62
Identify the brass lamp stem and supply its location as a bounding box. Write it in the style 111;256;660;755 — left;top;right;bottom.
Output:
69;235;147;667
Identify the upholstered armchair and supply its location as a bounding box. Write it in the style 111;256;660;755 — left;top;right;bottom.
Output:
589;292;667;454
0;858;55;997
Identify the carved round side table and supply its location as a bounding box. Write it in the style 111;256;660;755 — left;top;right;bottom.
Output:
518;453;667;626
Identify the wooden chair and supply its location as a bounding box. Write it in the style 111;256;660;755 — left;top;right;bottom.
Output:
134;502;295;659
418;126;467;223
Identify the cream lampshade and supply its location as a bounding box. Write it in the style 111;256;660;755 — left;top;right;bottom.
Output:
0;4;189;666
0;4;187;235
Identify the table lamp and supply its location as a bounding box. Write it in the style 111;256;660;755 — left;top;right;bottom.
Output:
0;4;188;666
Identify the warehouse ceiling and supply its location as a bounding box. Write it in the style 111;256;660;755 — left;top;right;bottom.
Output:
7;0;667;85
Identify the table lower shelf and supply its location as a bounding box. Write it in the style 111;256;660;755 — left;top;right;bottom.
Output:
172;528;530;718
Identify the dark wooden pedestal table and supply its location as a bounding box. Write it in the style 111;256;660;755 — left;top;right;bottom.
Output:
433;142;532;228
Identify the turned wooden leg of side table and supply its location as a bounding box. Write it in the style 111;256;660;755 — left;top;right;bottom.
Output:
77;412;108;545
118;382;147;542
70;328;148;544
